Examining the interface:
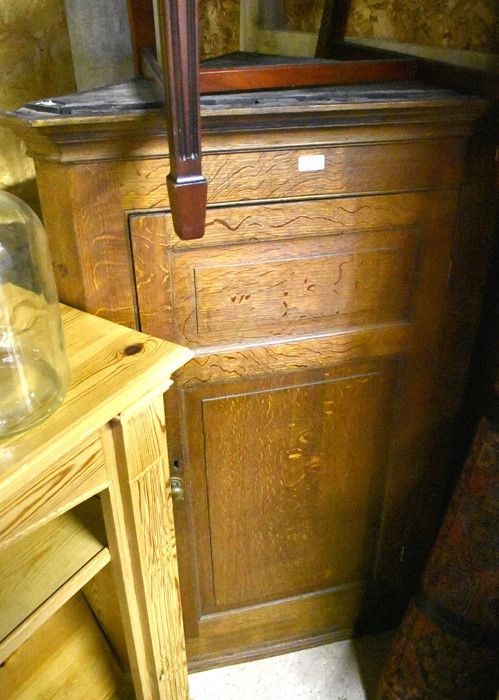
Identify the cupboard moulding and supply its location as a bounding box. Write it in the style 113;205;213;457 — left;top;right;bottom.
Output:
3;89;487;168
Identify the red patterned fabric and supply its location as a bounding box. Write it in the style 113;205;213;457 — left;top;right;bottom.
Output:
378;408;499;699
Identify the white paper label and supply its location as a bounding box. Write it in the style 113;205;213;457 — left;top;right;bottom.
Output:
298;154;325;172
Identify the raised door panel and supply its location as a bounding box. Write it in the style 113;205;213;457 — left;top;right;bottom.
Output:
182;357;400;657
130;192;458;351
172;227;420;346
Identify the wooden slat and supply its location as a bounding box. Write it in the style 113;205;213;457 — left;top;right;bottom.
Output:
0;594;123;700
199;58;416;93
0;498;108;662
0;429;107;551
0;549;110;664
82;564;129;668
127;0;157;73
143;45;415;96
100;396;189;699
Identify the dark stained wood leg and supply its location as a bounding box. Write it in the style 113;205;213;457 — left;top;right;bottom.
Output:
156;0;207;240
316;0;352;57
126;0;157;73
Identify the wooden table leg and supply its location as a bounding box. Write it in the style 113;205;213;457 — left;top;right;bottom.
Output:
100;391;189;700
155;0;207;241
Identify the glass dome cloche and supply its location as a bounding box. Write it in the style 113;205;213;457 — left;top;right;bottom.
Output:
0;190;69;437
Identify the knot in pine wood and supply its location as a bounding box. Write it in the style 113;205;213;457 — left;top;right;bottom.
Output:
123;343;144;356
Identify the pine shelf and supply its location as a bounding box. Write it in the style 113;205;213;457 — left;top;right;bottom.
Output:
0;497;109;663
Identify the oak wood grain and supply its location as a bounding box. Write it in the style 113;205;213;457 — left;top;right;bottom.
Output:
129;212;175;340
187;583;363;668
186;360;398;612
171;224;419;346
119;138;466;213
35;160;138;328
170;182;462;662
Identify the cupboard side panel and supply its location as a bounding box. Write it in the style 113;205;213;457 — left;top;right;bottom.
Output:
35;159;138;328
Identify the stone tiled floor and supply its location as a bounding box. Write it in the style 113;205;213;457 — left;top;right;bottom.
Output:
188;633;393;699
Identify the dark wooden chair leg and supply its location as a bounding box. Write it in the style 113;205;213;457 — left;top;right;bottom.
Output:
315;0;352;58
155;0;207;240
126;0;157;73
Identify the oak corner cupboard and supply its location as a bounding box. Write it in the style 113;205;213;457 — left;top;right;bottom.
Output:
1;72;495;670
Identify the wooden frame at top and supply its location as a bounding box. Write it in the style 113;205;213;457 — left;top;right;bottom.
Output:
126;0;415;240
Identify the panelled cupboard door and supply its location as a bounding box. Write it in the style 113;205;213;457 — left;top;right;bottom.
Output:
130;190;460;666
181;359;400;659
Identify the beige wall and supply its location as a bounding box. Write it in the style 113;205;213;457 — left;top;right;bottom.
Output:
199;0;240;60
265;0;499;55
346;0;499;54
241;0;498;61
0;0;75;205
282;0;323;33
